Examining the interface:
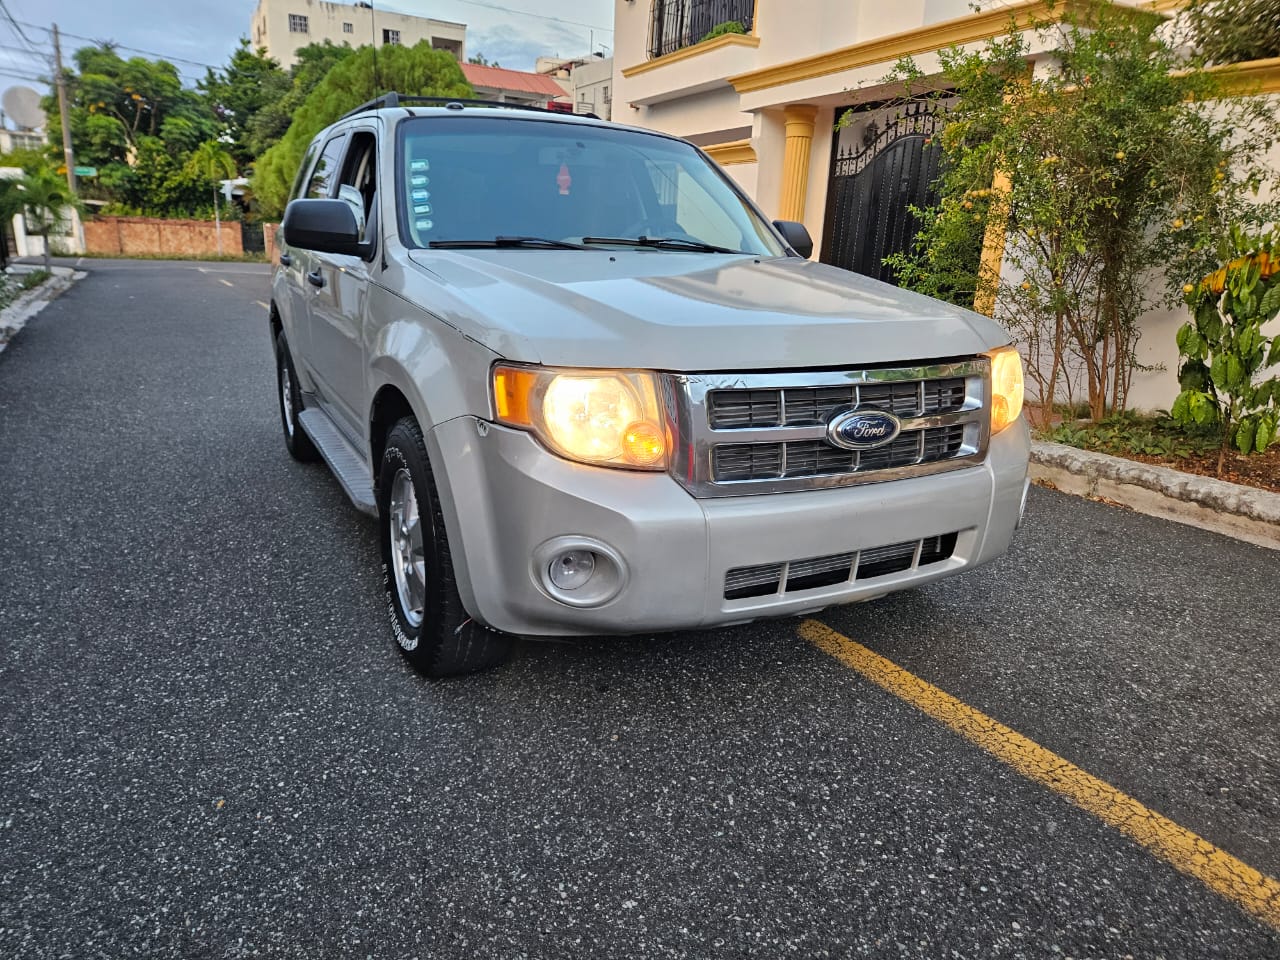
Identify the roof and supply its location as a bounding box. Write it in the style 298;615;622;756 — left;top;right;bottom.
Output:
460;62;569;99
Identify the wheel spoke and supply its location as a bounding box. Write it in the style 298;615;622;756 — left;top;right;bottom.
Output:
388;467;427;629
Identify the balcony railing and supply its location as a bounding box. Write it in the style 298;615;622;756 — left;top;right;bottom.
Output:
647;0;755;60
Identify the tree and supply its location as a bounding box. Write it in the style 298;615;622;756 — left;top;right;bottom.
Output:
244;41;356;161
17;170;78;271
1183;0;1280;66
200;40;291;167
467;53;500;67
44;44;215;168
878;1;1280;423
253;42;472;217
186;141;238;254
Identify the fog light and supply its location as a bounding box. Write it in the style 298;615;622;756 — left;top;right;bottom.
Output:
549;550;596;591
532;536;629;608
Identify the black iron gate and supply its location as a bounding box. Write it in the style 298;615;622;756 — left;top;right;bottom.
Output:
241;220;265;254
820;101;947;284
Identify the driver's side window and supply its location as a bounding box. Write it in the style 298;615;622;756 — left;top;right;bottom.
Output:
336;130;378;244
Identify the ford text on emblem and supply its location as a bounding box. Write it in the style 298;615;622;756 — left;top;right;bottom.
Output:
827;409;902;451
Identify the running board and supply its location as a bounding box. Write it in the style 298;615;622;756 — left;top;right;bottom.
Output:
297;408;378;516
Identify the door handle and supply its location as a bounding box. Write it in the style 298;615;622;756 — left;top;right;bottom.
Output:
307;269;325;288
278;253;292;267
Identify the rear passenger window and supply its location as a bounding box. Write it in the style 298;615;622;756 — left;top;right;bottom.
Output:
306;135;347;199
289;143;319;202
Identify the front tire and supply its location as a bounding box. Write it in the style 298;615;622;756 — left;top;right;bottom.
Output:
378;417;512;677
275;332;319;462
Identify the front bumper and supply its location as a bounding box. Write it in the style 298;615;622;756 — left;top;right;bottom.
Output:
427;416;1031;637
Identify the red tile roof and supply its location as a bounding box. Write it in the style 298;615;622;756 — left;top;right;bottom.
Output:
460;62;568;99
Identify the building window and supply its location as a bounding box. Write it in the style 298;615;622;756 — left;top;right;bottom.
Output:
603;86;611;104
648;0;754;59
343;22;353;33
288;13;309;33
382;28;400;45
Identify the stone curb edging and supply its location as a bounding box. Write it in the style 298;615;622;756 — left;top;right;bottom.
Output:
1030;441;1280;550
0;268;84;356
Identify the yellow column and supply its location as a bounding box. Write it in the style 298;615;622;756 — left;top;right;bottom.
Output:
973;169;1011;317
778;105;818;222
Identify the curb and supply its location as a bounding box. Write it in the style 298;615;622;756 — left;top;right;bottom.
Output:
1030;441;1280;550
0;268;84;357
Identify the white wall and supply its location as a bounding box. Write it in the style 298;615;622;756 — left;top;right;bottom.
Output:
252;0;466;67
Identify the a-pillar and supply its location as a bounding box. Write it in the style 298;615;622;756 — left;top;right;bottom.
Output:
778;105;818;222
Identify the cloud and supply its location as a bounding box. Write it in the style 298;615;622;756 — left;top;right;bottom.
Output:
467;20;588;71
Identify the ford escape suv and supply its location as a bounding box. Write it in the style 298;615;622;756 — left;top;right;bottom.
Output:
270;94;1030;677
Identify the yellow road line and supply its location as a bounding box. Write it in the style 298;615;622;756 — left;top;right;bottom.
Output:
799;619;1280;929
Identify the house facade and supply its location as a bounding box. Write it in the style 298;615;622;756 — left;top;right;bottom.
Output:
459;63;573;111
250;0;466;68
537;55;616;120
613;0;1280;409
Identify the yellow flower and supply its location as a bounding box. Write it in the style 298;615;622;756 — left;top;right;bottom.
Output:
1021;282;1031;291
1114;151;1125;160
1182;283;1194;294
1173;218;1184;229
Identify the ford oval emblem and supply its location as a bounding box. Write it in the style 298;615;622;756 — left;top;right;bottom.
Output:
827;409;902;450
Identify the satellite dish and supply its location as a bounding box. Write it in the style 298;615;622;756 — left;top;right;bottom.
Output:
3;86;45;131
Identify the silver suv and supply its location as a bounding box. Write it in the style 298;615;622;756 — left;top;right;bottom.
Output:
271;94;1030;677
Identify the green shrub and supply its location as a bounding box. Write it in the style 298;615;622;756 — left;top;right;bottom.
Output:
1172;227;1280;469
701;21;746;42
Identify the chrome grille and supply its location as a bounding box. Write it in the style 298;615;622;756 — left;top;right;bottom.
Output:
708;389;782;429
710;378;968;429
666;361;989;498
724;533;959;600
711;425;968;482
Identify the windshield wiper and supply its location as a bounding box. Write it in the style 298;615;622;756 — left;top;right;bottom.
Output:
427;236;588;250
581;236;744;254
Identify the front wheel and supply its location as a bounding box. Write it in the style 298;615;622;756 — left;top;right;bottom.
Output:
275;332;319;462
378;417;512;677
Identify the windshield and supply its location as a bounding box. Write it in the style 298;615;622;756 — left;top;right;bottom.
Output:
396;115;784;256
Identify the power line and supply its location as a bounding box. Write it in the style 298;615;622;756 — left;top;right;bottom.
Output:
0;0;41;56
0;41;51;58
15;20;217;70
389;0;613;35
0;66;45;82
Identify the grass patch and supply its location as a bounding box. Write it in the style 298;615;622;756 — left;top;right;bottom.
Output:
1044;412;1220;460
18;270;50;291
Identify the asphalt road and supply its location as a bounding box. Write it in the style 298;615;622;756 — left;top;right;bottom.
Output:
1;259;1277;958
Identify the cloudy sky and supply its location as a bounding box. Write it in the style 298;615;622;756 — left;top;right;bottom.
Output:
0;0;615;113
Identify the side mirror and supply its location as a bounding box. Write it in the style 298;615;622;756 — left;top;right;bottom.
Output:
282;198;364;256
773;220;813;259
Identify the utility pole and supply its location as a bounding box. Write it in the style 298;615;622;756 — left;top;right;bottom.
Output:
52;24;76;194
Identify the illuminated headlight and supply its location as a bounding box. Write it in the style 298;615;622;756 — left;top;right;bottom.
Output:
987;345;1025;434
492;364;668;469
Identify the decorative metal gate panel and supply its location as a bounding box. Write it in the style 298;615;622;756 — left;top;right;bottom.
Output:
241;221;266;254
821;102;947;284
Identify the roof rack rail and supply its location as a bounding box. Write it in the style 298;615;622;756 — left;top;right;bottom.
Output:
341;92;599;121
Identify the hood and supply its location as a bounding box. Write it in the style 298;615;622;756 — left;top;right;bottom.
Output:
403;249;1011;370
